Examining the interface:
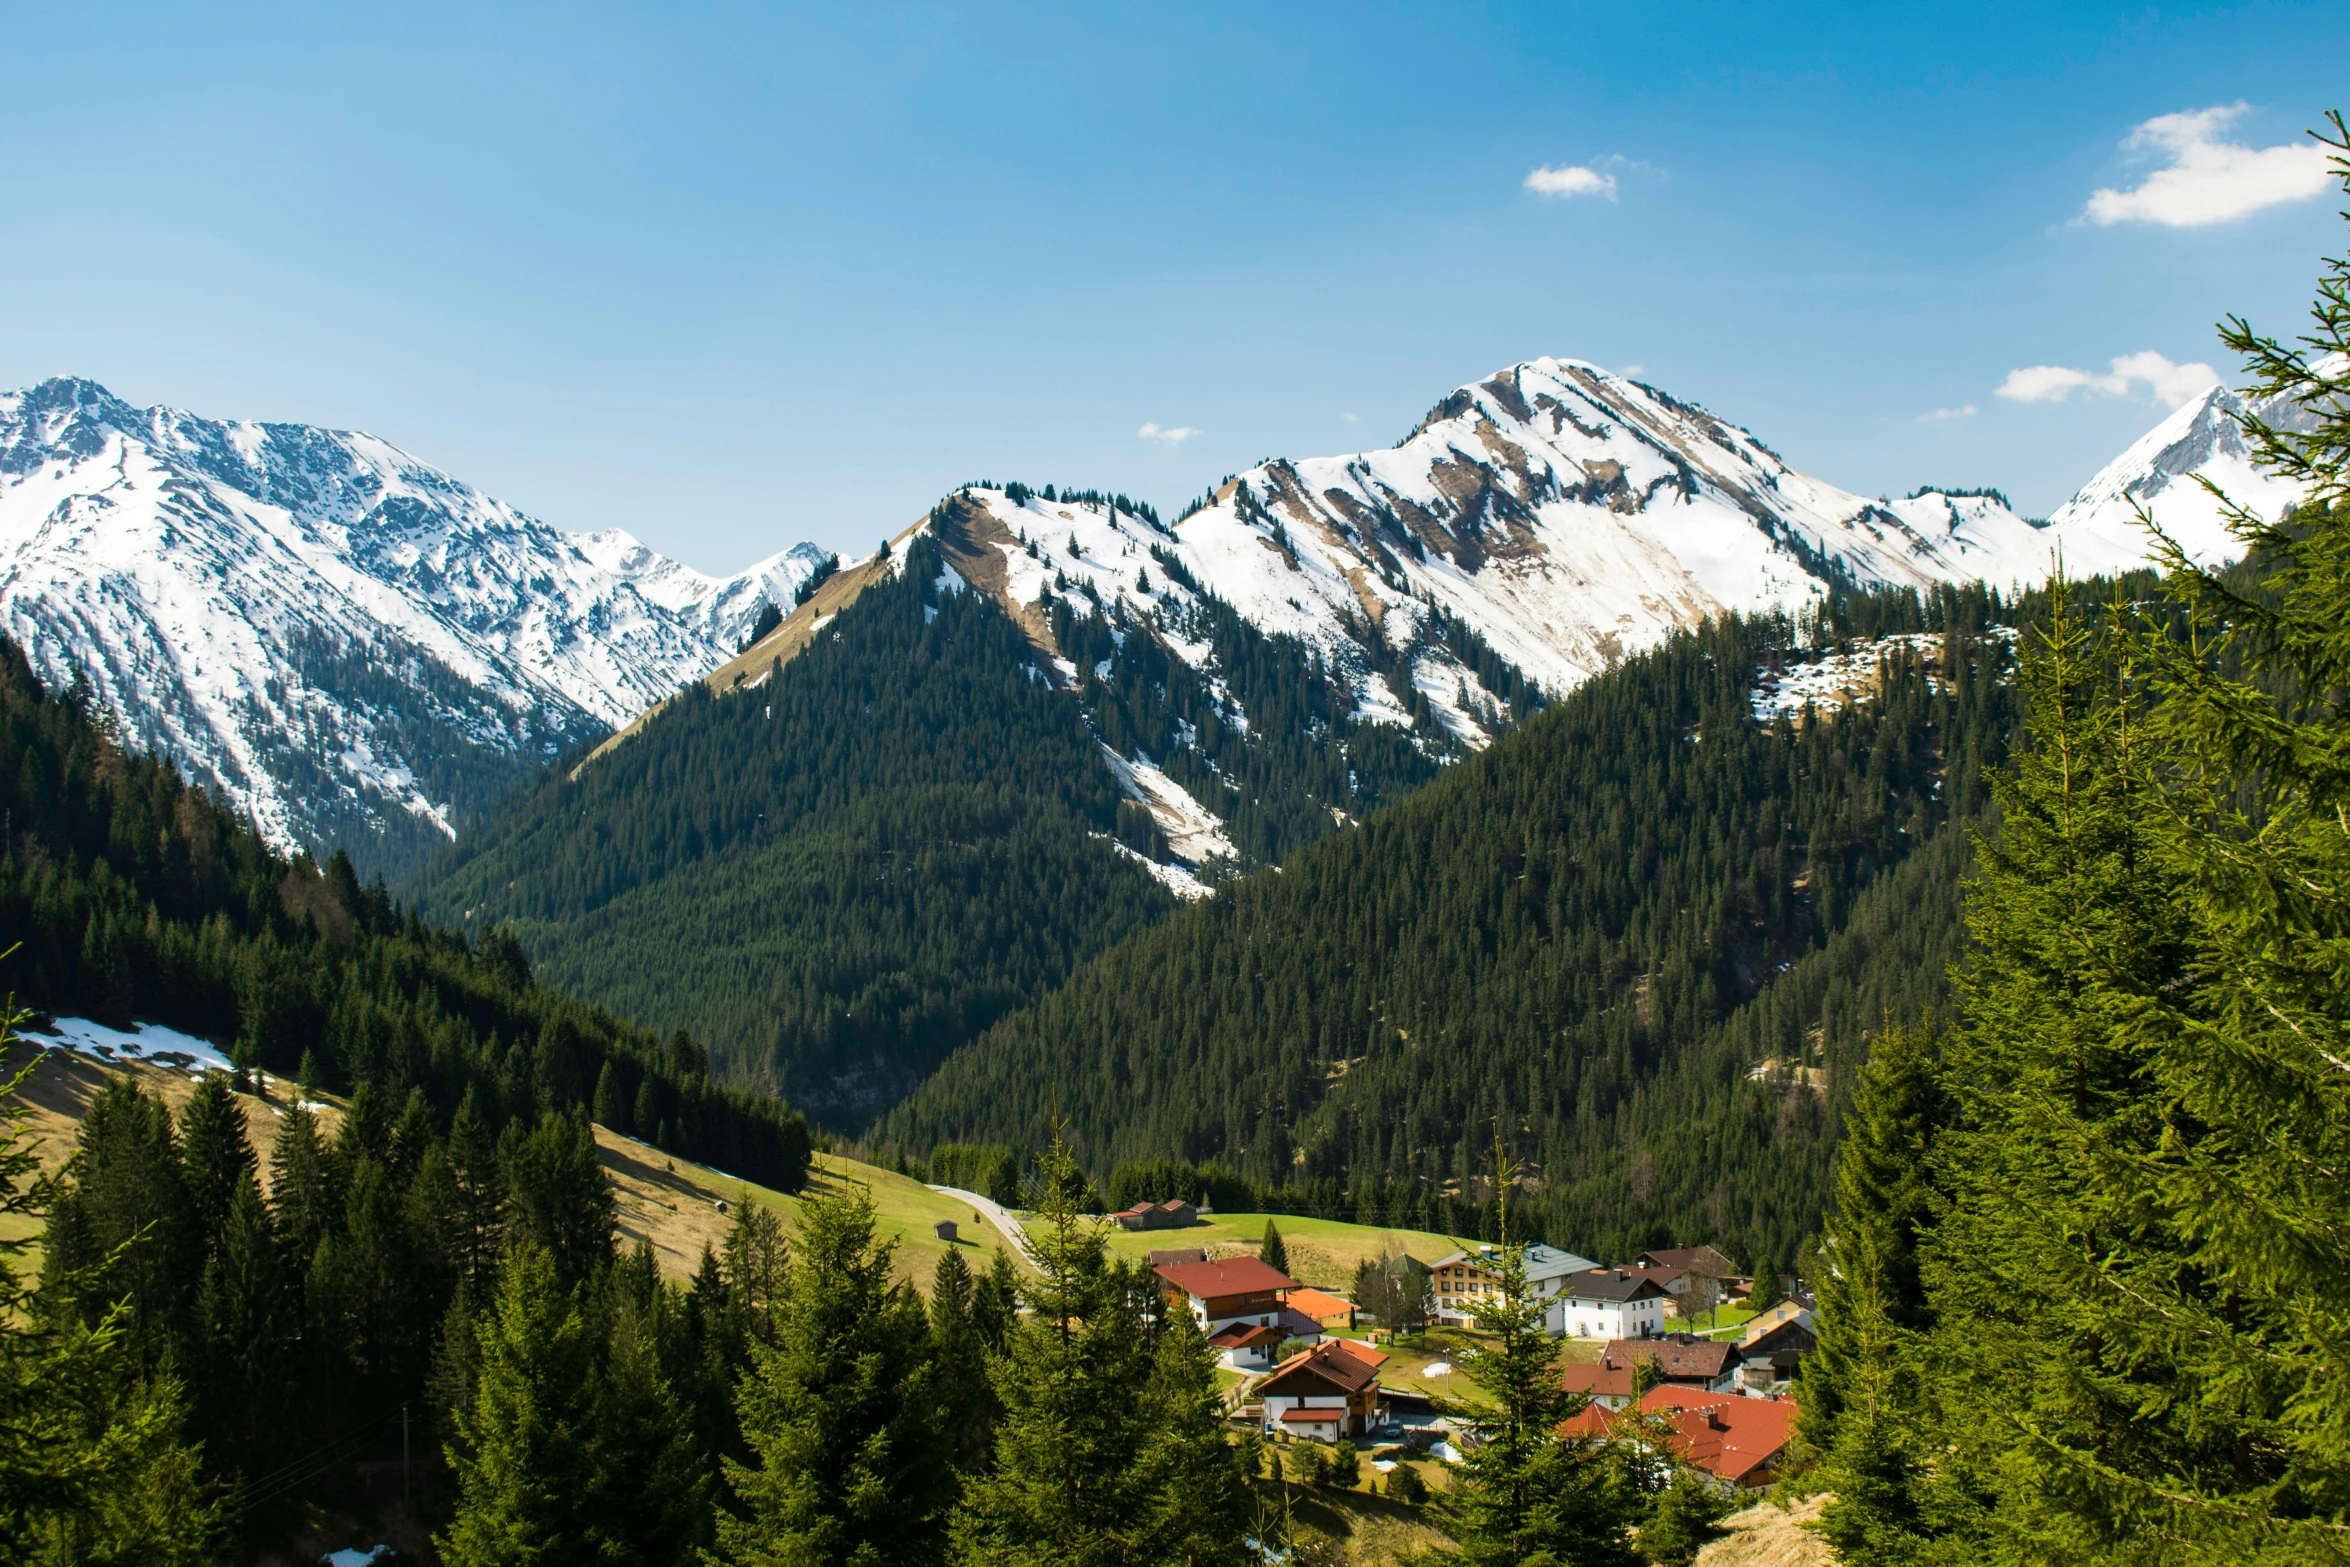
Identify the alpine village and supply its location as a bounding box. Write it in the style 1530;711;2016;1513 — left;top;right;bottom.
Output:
3;26;2350;1567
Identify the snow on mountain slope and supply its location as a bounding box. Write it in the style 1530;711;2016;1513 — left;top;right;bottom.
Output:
0;377;823;867
1143;357;2061;699
2045;369;2332;569
650;356;2261;875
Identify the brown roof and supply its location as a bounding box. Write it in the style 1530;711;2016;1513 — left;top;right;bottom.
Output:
1279;1407;1346;1424
1154;1256;1300;1298
1324;1338;1389;1373
1147;1247;1210;1267
1207;1321;1283;1349
1259;1340;1381;1399
1637;1245;1735;1277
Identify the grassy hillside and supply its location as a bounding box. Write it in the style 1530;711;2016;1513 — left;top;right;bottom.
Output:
600;1133;1029;1289
6;1036;1020;1295
1100;1212;1467;1287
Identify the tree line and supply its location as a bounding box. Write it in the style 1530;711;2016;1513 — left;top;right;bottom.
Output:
883;568;2135;1272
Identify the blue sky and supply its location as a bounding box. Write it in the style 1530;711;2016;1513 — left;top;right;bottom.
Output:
3;2;2344;569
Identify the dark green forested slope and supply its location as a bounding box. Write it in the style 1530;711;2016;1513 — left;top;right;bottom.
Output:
886;583;2132;1269
0;638;807;1186
413;536;1180;1124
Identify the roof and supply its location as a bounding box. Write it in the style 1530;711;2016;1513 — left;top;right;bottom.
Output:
1260;1340;1382;1399
1287;1287;1354;1318
1622;1265;1687;1290
1637;1245;1735;1276
1207;1321;1284;1349
1324;1338;1389;1373
1429;1244;1597;1282
1276;1307;1328;1339
1560;1268;1671;1304
1147;1247;1209;1267
1279;1407;1346;1424
1154;1257;1300;1298
1741;1301;1816;1345
1561;1335;1739;1398
1560;1387;1796;1484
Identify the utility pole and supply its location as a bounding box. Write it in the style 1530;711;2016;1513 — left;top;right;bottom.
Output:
401;1403;410;1508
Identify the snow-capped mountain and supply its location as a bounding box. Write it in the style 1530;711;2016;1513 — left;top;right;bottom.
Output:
2047;373;2327;569
644;357;2114;872
698;357;2077;753
0;377;827;869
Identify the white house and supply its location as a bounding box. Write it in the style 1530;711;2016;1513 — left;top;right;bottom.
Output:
1554;1268;1673;1339
1429;1243;1598;1328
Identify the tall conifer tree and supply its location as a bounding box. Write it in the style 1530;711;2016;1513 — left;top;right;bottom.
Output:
715;1189;953;1567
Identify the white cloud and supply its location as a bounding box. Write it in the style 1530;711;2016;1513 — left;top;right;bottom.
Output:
1340;411;1359;423
1920;404;1977;422
2083;103;2332;227
1525;164;1617;200
1995;351;2221;409
1137;422;1199;446
1617;363;1646;377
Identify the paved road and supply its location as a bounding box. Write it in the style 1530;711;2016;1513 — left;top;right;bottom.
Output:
929;1185;1038;1264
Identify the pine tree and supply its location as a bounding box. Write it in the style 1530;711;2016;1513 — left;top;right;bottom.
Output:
1448;1147;1640;1567
585;1289;708;1567
1639;1468;1731;1566
192;1179;290;1479
1801;1025;1952;1562
266;1103;332;1263
446;1089;503;1296
930;1247;997;1469
177;1072;253;1258
503;1113;615;1292
593;1061;629;1134
438;1242;599;1567
1123;1308;1251;1565
715;1188;953;1567
951;1130;1250;1567
0;1024;220;1565
1258;1219;1288;1277
41;1080;196;1368
971;1247;1019;1353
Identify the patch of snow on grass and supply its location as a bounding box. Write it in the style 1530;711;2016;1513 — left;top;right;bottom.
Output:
44;1017;234;1078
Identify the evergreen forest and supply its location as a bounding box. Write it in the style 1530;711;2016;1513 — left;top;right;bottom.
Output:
883;575;2104;1270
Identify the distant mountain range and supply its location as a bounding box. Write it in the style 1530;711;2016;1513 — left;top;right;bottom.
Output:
0;376;826;871
0;360;2309;875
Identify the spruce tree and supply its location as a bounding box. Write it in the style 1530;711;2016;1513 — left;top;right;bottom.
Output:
438;1242;599;1567
585;1290;708;1567
503;1113;615;1292
715;1188;953;1567
951;1131;1250;1567
0;1031;219;1565
930;1247;997;1469
1448;1148;1640;1567
1258;1219;1288;1277
192;1179;290;1479
1802;1024;1952;1562
177;1072;253;1258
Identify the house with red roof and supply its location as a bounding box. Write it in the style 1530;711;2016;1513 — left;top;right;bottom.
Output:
1206;1319;1286;1371
1559;1385;1797;1490
1152;1255;1302;1335
1257;1338;1389;1442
